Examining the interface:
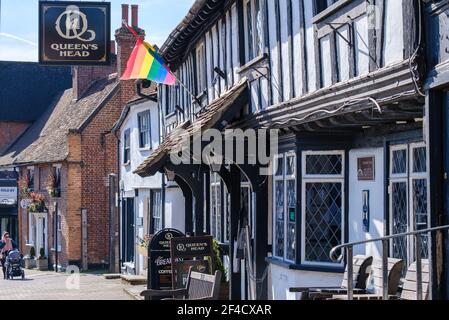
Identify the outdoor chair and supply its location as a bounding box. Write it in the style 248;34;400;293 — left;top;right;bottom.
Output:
140;268;222;300
289;255;373;300
331;259;429;300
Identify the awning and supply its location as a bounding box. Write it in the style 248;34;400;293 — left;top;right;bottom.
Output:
135;79;248;177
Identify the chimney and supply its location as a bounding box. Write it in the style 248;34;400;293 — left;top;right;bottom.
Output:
131;5;138;27
121;4;129;25
115;4;145;78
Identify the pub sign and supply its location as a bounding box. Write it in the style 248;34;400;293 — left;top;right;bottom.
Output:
39;1;111;65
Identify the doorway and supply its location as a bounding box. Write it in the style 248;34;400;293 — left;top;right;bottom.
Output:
122;198;135;267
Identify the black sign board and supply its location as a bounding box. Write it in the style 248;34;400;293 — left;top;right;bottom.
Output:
170;236;213;259
147;229;184;293
170;236;214;289
39;1;111;65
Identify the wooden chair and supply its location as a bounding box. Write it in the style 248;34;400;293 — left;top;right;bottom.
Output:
289;255;373;300
140;268;222;300
332;259;429;300
330;257;408;300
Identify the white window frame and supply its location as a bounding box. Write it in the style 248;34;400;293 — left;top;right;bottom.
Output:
196;42;207;95
210;173;223;242
301;150;345;267
243;0;263;63
272;151;297;263
389;142;429;263
138;111;152;150
28;212;35;246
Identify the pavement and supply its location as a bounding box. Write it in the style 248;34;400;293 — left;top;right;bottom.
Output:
0;269;134;300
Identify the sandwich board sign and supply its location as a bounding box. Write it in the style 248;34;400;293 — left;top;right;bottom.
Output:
147;229;184;295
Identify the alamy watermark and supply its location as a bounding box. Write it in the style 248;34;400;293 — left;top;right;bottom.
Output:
169;126;279;176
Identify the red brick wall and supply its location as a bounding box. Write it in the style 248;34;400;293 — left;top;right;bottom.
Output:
0;121;29;154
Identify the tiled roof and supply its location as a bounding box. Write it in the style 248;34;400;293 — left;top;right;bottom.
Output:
0;61;71;122
135;79;248;177
0;75;119;166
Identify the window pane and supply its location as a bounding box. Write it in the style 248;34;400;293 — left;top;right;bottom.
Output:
286;155;295;176
275;157;284;176
305;182;342;263
246;1;253;61
286;180;296;261
306;154;342;175
392;149;407;174
413;179;428;259
275;180;285;258
413;147;427;173
391;181;408;269
255;0;263;57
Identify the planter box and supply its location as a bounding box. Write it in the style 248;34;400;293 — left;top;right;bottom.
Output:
24;257;36;270
35;259;48;271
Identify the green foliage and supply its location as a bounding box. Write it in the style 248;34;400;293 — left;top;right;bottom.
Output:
208;239;227;283
29;247;36;259
39;247;46;259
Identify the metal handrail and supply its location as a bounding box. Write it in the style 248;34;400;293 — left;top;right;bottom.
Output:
329;224;449;300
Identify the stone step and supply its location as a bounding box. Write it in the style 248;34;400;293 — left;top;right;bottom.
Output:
103;273;121;280
120;275;147;286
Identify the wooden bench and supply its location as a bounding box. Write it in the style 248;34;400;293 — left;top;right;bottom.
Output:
140;268;222;300
289;255;373;300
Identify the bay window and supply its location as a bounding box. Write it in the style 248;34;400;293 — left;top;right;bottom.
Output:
273;152;297;262
302;151;344;266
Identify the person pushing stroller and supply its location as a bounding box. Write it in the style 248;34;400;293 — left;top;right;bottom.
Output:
0;232;18;279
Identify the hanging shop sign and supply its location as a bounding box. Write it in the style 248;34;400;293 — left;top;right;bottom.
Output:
148;229;184;292
39;1;111;65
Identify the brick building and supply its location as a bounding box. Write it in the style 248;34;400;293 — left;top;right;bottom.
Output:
0;4;145;270
0;61;71;243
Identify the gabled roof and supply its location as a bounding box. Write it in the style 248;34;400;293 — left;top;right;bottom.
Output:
161;0;228;69
0;61;71;122
135;78;248;177
0;75;119;167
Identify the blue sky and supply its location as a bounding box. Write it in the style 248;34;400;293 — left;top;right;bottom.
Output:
0;0;194;61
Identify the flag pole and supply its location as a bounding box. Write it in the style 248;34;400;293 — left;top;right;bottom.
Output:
122;20;202;108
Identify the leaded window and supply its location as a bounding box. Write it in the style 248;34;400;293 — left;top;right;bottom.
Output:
244;0;263;63
389;143;429;274
273;153;297;262
302;151;344;266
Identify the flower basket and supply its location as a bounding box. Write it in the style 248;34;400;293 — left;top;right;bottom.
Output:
138;245;148;257
28;192;46;216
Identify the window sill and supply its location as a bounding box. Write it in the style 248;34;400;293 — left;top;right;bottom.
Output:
139;147;153;152
265;257;344;274
237;53;268;75
312;0;353;24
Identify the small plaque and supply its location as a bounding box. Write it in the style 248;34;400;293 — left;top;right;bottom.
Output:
357;157;375;181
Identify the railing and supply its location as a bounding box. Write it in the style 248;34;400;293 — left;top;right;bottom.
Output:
330;225;449;300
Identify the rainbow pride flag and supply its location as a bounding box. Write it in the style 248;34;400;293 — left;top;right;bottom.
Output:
121;25;176;85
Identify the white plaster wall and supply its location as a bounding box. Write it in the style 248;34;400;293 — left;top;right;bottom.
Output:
269;264;342;300
165;187;185;233
383;0;404;66
120;100;162;192
348;148;385;259
136;189;150;275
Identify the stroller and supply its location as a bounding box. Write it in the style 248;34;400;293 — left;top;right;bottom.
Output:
5;249;25;280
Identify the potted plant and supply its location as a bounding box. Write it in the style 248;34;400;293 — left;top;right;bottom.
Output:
137;234;151;257
46;169;60;198
208;239;229;300
35;248;48;271
18;175;31;199
24;246;37;269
